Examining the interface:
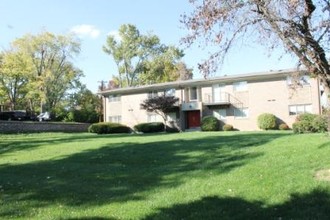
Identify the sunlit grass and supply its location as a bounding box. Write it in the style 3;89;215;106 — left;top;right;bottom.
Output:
0;131;329;219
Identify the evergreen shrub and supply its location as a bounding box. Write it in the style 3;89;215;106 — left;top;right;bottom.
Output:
201;116;219;131
257;113;277;130
88;122;131;134
134;122;164;133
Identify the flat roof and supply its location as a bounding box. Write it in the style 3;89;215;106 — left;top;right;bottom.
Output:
98;68;308;95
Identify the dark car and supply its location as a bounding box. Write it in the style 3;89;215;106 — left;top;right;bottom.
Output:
0;111;28;121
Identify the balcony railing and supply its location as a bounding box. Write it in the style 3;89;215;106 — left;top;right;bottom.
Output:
203;92;231;106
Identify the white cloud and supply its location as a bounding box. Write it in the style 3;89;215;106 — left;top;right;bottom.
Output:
70;25;101;39
107;30;121;41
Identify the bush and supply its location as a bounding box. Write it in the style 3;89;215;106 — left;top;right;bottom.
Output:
165;125;180;133
279;123;289;130
134;122;164;133
296;113;317;123
223;124;234;131
312;115;328;133
257;113;277;130
201;116;219;131
88;122;131;134
292;121;311;134
293;113;320;133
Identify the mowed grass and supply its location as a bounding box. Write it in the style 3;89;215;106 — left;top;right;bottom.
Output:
0;131;329;219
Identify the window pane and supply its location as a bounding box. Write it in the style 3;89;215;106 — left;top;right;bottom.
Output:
233;81;247;91
297;105;304;114
300;75;310;85
165;88;175;97
190;87;197;100
235;108;248;118
148;91;158;98
289;106;297;115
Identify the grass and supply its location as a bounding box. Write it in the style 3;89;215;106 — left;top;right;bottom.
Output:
0;131;329;219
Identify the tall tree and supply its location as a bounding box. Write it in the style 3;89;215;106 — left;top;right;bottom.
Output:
182;0;330;90
103;24;187;87
0;49;33;110
139;46;186;84
65;85;102;123
11;32;83;113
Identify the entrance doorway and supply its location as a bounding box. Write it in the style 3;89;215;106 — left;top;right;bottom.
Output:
187;110;201;128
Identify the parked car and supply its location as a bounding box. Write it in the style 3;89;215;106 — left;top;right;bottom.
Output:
0;110;28;121
37;112;51;121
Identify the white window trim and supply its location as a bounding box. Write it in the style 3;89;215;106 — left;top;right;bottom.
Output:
108;115;122;123
147;113;159;122
289;104;312;116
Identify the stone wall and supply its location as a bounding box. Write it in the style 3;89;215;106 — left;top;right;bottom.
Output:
0;121;91;133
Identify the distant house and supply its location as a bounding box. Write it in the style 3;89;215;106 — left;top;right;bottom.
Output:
98;69;327;131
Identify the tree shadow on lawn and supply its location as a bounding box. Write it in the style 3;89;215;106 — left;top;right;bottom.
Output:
0;132;289;218
0;133;131;155
143;189;330;220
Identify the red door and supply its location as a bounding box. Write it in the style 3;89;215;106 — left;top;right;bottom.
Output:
187;111;201;128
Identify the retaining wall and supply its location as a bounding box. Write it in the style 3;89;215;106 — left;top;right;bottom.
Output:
0;121;91;133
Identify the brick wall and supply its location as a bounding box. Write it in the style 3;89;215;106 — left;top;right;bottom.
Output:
0;121;91;133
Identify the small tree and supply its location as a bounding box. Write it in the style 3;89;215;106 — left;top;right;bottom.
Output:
140;94;179;131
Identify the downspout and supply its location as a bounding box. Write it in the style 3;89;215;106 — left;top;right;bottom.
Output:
179;85;185;131
316;77;322;115
103;95;107;122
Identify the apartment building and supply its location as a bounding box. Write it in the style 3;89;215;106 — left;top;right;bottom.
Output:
99;69;325;131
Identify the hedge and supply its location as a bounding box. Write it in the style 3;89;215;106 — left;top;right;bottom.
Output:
134;122;164;133
88;122;131;134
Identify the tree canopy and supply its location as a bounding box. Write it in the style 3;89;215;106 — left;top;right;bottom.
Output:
182;0;330;89
0;32;84;116
103;24;191;88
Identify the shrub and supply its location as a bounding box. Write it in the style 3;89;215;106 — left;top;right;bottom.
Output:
201;116;219;131
312;115;328;133
134;122;164;133
257;113;277;130
223;124;234;131
294;113;319;133
88;122;131;134
292;121;311;134
165;125;180;133
279;123;289;130
296;113;317;123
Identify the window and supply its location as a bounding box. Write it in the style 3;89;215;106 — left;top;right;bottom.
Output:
213;109;226;120
233;81;247;92
109;94;121;102
165;88;176;97
148;91;158;98
167;112;177;122
289;104;312;115
109;115;122;123
234;108;249;118
147;114;158;122
287;75;310;86
190;87;197;100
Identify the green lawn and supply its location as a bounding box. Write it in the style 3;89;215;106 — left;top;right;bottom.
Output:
0;131;329;219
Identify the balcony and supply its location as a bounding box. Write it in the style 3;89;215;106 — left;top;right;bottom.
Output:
203;92;231;106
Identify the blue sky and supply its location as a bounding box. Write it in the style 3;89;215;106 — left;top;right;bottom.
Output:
1;0;297;92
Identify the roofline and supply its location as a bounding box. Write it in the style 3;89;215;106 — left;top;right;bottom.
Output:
98;68;308;96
